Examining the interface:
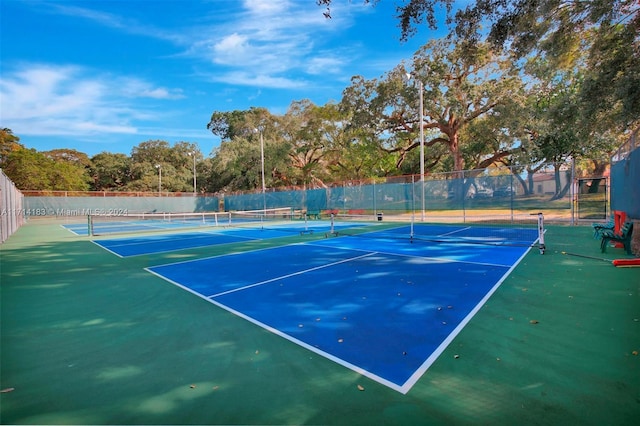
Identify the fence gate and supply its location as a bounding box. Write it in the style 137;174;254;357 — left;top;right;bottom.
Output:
577;177;608;220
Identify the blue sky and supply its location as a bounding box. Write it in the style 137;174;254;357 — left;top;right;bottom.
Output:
1;0;449;157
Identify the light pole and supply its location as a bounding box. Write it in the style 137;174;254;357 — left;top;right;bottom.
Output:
188;152;197;194
155;164;162;195
406;72;425;221
255;127;266;212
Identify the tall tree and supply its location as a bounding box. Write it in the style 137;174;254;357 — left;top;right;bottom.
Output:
43;149;91;169
0;128;23;164
90;152;132;190
1;148;52;190
170;141;202;192
208;138;257;191
127;140;202;192
341;38;524;182
130;140;172;166
411;39;523;175
318;0;639;131
281;100;332;188
207;108;288;192
2;148;90;191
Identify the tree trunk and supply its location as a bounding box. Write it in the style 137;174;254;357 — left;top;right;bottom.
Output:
588;160;609;193
553;164;562;196
449;131;465;179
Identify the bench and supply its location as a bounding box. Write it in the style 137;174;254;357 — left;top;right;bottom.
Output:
592;219;614;238
600;221;634;254
306;210;320;220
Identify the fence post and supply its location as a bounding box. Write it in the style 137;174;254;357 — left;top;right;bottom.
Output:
510;171;514;223
570;157;576;225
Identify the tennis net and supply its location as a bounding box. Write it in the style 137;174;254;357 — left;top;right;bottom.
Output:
88;208;302;236
228;208;387;236
329;212;547;254
88;211;230;236
227;207;294;227
227;207;326;235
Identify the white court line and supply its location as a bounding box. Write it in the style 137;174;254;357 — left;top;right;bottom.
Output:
92;231;262;257
205;296;406;393
90;240;124;258
206;251;378;298
398;242;536;393
60;224;83;236
437;226;471;237
145;227;536;394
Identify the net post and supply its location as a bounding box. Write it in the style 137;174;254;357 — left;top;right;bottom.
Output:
410;174;415;241
87;214;94;237
536;212;545;254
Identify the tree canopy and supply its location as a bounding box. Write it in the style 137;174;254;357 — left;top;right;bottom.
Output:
317;0;639;132
1;1;636;194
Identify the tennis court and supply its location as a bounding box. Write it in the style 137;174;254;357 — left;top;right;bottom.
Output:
144;224;539;393
3;217;639;425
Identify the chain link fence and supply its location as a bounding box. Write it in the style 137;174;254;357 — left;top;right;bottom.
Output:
1;168;25;243
19;160;617;226
224;162;586;224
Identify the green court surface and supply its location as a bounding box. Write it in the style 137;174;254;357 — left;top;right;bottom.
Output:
1;219;638;425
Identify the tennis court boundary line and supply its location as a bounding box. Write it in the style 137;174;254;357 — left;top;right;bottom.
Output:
60;224;84;236
206;296;406;393
144;232;539;395
205;252;378;298
144;252;406;394
437;226;471;237
90;240;125;258
399;242;536;392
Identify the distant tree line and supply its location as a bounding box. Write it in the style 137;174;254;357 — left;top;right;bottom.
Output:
0;130;205;193
1;0;637;195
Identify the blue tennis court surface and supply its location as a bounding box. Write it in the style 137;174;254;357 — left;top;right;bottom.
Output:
146;224;539;393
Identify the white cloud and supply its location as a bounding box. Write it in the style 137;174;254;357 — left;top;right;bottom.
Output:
36;1;360;91
194;1;351;87
139;87;185;100
242;0;290;16
212;71;305;89
118;78;185;100
0;64;183;137
305;55;345;75
212;33;251;65
46;2;185;44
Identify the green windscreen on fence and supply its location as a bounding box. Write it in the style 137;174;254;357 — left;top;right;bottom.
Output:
23;194;219;218
223;163;574;223
611;131;640;220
